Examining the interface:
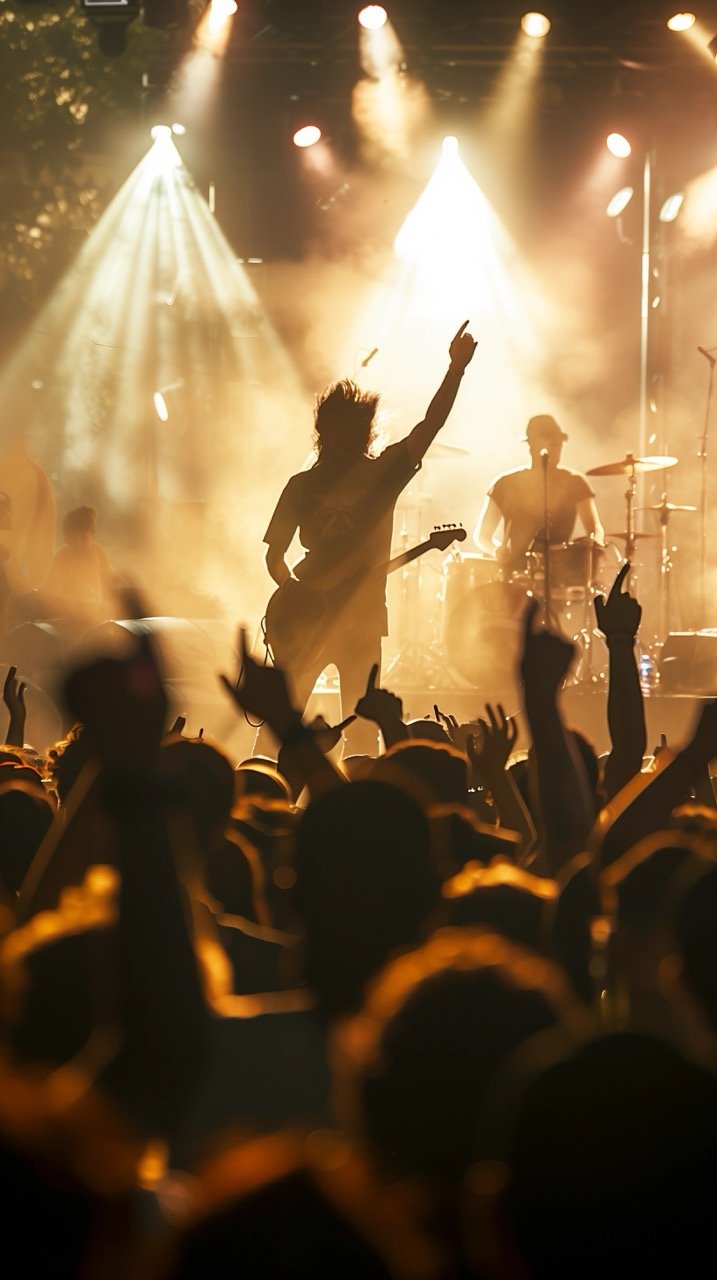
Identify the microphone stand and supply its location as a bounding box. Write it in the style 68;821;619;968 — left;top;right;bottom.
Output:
697;348;716;628
541;450;551;628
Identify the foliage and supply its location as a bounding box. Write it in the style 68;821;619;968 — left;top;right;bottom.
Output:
0;2;176;318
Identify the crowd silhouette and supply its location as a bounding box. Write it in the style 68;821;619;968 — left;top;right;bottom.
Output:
0;327;714;1277
0;540;714;1278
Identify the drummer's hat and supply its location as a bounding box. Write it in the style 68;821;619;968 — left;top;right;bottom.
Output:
524;414;568;442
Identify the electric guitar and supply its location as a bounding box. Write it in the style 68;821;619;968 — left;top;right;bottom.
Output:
265;524;467;673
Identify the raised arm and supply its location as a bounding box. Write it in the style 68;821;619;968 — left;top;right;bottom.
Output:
599;699;717;867
219;630;344;798
405;322;477;467
63;631;208;1139
520;600;595;876
594;562;646;800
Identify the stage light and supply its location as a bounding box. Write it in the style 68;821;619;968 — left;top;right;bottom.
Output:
293;124;322;148
520;12;551;38
607;132;632;158
153;380;184;423
79;0;139;55
708;34;717;60
442;135;459;156
171;122;186;135
150;124;173;143
607;186;634;217
358;4;388;29
666;12;695;31
210;0;237;18
659;192;684;222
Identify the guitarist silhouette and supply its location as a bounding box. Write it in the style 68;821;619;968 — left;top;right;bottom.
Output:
263;322;477;750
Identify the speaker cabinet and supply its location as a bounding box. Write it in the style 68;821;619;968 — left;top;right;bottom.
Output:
660;631;717;694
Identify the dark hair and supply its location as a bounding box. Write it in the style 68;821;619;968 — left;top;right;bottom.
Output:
62;506;97;538
313;380;379;460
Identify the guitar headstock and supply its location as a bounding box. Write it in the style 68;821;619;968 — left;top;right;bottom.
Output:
428;524;467;551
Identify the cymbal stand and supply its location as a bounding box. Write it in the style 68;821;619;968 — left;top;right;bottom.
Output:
623;455;638;564
657;497;672;643
541;450;552;628
698;354;715;627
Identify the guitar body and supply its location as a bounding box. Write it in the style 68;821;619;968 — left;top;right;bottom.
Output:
264;525;467;674
265;578;339;673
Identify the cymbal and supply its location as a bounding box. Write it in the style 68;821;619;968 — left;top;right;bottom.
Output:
425;440;470;459
637;501;697;513
608;531;659;540
587;454;678;477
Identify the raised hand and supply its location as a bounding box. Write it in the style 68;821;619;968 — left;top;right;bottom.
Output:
354;663;404;726
219;628;298;738
468;703;518;779
449;320;478;373
64;630;167;768
3;664;26;747
520;598;576;698
594;562;642;640
306;713;357;755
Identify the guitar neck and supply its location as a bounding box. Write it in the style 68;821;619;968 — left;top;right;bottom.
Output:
386;538;443;576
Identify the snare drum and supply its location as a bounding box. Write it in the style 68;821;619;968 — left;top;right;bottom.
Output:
526;538;605;598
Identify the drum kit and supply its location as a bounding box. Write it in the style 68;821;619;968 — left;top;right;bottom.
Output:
434;451;695;692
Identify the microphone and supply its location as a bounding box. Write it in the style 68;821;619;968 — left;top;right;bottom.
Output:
361;347;379;368
697;345;717;367
539;448;549;463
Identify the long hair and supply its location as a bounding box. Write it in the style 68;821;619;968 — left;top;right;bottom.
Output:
312;380;379;461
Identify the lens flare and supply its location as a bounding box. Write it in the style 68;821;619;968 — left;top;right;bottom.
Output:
607;132;632;158
293;124;322;148
520;12;551;38
358;5;388;30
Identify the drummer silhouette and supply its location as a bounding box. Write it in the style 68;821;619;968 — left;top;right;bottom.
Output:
474;415;605;577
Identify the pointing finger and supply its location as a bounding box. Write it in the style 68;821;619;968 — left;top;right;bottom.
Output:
609;561;631;598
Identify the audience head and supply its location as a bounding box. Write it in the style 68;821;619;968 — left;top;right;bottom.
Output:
443;861;556;952
62;506;97;544
372;740;468;808
502;1032;717;1277
235;759;292;805
0;782;54;897
294;780;440;1019
338;928;578;1190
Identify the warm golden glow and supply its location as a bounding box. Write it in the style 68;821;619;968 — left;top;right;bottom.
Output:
293;124;322;148
666;12;696;31
606;132;632;158
358;4;388;29
520;11;551;38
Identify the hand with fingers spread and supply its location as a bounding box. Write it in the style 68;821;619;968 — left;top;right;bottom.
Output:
3;664;26;747
435;704;484;755
219;629;299;739
448;320;478;374
594;562;642;641
468;703;518;781
220;630;297;734
520;598;576;699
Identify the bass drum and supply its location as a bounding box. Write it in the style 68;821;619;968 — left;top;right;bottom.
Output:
443;579;532;690
440;554;499;649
